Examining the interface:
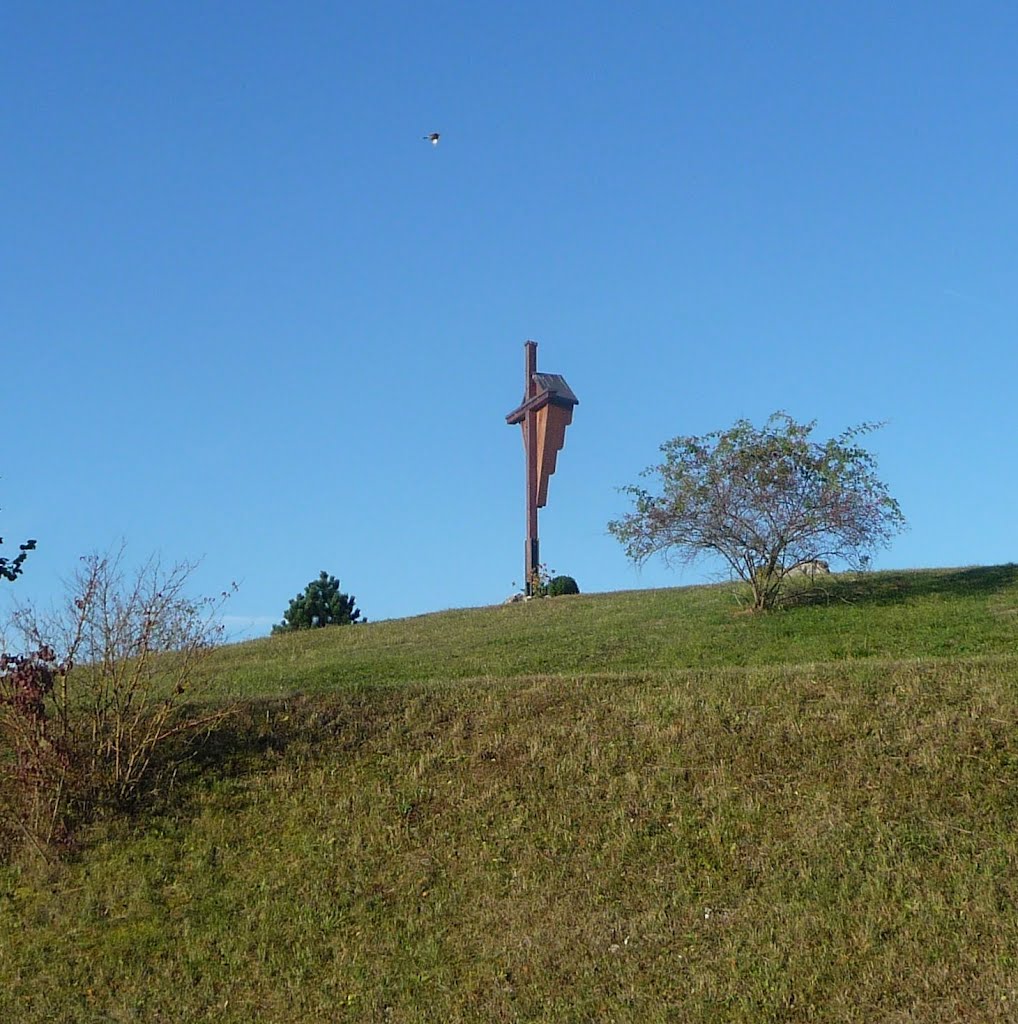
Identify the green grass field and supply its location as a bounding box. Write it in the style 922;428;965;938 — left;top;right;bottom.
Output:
2;566;1018;1022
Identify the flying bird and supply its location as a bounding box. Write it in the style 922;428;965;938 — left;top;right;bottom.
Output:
423;132;440;145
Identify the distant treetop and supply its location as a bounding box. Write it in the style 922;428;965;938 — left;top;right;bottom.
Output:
273;571;363;634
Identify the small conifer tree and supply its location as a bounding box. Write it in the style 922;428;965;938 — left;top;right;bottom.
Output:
273;571;362;633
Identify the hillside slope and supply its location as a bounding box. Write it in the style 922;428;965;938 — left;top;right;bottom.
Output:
209;565;1018;698
2;567;1018;1023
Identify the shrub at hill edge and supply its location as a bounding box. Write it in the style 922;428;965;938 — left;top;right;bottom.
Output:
1;550;233;859
547;575;580;596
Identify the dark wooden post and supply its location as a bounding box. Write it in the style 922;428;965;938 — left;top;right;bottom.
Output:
506;341;579;597
524;341;540;594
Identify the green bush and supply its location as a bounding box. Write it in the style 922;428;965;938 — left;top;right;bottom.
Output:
274;571;362;633
547;575;580;597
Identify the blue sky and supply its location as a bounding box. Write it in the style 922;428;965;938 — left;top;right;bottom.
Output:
3;2;1017;639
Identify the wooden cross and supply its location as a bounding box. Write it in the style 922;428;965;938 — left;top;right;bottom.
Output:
506;341;579;595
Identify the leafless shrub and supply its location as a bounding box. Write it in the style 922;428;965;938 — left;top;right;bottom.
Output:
1;549;234;858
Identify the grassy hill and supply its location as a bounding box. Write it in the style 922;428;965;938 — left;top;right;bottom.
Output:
2;566;1018;1022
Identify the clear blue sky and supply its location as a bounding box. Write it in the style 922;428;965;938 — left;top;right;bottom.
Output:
3;2;1016;639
